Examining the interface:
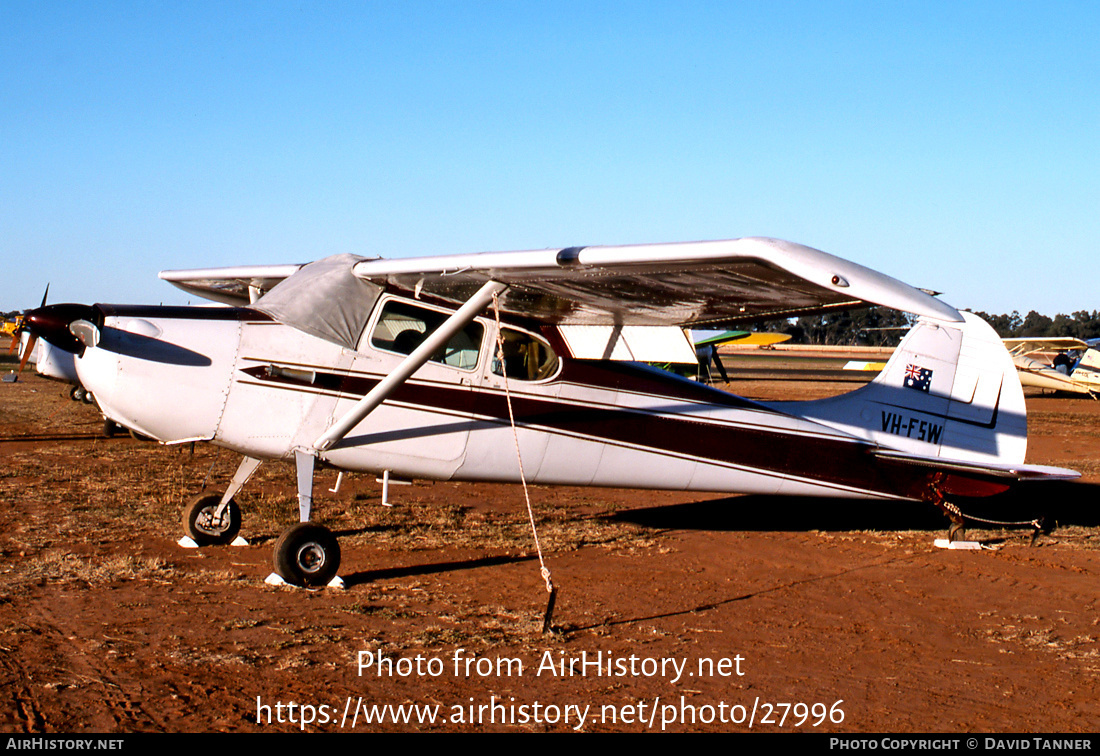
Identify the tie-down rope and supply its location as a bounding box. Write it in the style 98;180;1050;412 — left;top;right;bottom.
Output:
491;292;557;632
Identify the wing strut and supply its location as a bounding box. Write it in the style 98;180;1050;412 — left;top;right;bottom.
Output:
280;279;508;580
312;279;509;452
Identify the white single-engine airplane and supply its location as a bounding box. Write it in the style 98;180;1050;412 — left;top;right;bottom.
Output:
1003;338;1100;398
21;237;1078;586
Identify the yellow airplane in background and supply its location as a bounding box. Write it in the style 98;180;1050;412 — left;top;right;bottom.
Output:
842;335;1100;399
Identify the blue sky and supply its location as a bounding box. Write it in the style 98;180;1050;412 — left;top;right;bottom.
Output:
3;1;1098;317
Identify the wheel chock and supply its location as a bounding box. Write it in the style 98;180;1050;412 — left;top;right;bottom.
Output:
178;535;249;548
264;572;345;589
933;538;982;550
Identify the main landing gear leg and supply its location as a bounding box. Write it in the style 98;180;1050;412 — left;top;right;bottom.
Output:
270;450;341;587
278;281;505;588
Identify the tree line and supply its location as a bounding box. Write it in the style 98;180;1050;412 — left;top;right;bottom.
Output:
969;310;1100;341
7;305;1100;348
766;308;1100;347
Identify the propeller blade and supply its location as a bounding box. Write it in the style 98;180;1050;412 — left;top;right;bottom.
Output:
18;333;37;374
39;284;50;309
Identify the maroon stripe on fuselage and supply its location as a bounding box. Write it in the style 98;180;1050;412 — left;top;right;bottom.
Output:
240;362;937;500
557;358;766;410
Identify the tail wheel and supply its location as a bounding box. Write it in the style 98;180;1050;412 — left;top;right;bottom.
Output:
183;493;242;546
273;523;341;587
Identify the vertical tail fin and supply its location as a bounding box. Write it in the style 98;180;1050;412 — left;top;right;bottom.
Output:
792;312;1027;465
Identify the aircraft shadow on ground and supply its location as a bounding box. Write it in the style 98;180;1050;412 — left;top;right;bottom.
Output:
268;482;1099;588
611;480;1100;533
342;554;536;587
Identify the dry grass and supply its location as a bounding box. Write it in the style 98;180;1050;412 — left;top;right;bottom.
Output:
982;613;1100;674
15;551;177;587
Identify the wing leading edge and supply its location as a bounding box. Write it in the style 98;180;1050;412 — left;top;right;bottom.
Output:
160;238;958;327
159;263;311;305
349;237;961;327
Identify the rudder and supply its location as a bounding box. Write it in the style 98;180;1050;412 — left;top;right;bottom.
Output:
789;312;1027;465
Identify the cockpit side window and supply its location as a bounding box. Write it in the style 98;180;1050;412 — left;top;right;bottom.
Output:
491;327;559;381
369;299;483;370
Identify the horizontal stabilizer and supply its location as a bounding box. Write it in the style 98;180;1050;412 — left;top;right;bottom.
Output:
872;448;1079;481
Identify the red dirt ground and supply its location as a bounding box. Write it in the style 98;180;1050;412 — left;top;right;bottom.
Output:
0;371;1097;733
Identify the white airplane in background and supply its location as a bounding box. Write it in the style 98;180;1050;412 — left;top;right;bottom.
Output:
5;288;84;397
17;332;81;388
1003;338;1100;398
20;237;1077;587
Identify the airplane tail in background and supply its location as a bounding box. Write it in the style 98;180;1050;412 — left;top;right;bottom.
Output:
791;312;1028;466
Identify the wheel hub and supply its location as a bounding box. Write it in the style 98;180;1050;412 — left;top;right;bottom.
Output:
197;507;227;534
295;542;326;574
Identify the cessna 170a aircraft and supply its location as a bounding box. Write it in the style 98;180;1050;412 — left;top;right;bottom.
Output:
19;237;1077;586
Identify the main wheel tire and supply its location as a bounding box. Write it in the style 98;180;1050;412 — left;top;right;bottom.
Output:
273;523;341;587
103;419;118;437
182;493;242;546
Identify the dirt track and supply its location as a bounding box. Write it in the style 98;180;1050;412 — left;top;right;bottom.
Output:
1;371;1098;733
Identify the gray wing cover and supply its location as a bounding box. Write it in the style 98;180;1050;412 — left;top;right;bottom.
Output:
253;254;383;351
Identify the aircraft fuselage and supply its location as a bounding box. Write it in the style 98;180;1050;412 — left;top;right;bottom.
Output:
75;297;941;504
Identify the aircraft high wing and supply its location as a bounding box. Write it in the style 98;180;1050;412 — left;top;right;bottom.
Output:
162;238;960;324
19;237;1078;589
693;330;792;348
1003;337;1100;398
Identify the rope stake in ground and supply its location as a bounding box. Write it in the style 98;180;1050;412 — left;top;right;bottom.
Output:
929;473;1044;544
492;293;558;633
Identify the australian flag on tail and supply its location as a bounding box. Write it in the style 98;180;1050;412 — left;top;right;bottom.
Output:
904;363;933;393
